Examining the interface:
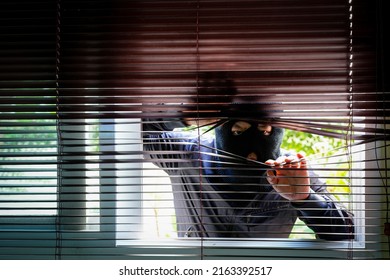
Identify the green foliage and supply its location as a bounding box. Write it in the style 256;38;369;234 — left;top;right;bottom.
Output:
0;120;57;194
281;129;344;156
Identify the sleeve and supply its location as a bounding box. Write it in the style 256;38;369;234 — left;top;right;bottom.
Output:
291;171;355;241
142;118;196;171
142;118;186;133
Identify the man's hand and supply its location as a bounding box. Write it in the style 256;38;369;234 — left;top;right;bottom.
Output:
265;153;310;201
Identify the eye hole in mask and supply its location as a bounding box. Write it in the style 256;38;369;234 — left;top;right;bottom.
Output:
231;121;273;136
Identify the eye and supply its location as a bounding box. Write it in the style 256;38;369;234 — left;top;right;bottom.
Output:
231;121;251;136
232;130;243;136
258;124;272;136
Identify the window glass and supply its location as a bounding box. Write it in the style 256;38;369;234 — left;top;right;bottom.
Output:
0;120;57;216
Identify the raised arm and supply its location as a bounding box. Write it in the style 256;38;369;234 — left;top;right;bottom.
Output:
142;117;217;172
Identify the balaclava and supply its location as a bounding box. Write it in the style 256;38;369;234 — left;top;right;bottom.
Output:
194;71;285;206
212;119;284;206
215;120;284;167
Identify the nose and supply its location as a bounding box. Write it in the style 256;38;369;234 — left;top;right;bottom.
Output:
247;152;257;161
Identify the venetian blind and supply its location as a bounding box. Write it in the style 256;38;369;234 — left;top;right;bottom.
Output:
0;0;388;259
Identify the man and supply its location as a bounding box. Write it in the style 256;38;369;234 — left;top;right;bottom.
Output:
142;73;354;240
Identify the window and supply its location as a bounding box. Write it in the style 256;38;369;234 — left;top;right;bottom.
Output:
117;127;366;241
0;0;388;260
0;119;57;217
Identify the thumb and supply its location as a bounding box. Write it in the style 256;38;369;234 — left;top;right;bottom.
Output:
266;169;278;185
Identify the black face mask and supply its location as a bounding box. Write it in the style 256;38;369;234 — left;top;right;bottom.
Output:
211;120;284;206
215;121;284;166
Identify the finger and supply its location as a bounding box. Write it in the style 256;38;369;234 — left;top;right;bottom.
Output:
284;155;296;163
265;159;275;166
297;152;306;158
275;156;287;166
297;153;307;167
266;170;278;185
290;160;299;168
283;155;298;168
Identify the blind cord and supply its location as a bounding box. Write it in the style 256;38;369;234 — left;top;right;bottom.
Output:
346;0;354;259
195;0;205;260
55;0;63;260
